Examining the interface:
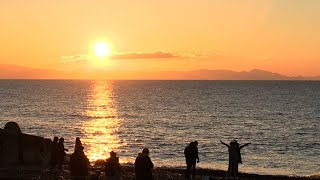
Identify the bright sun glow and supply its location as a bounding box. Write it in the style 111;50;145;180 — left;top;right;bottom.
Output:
94;42;110;57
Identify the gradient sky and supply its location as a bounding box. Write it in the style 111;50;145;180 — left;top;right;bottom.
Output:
1;0;320;76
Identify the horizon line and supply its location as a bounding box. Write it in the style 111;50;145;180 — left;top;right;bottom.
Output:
0;79;319;81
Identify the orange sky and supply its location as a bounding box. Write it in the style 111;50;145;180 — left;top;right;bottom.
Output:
1;0;320;77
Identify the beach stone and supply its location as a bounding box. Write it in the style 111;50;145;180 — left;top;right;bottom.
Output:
0;122;51;168
4;121;22;133
0;122;23;166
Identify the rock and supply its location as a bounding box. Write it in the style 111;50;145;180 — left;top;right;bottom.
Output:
94;159;106;167
0;122;52;167
4;121;22;134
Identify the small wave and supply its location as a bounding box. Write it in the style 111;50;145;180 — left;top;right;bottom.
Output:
119;114;141;119
296;132;308;135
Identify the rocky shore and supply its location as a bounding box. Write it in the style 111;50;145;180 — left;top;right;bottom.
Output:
0;166;317;180
1;122;318;180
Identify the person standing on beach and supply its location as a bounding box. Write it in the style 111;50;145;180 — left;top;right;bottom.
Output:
134;148;154;180
70;145;90;179
50;137;59;168
220;139;250;177
56;137;68;169
184;141;200;179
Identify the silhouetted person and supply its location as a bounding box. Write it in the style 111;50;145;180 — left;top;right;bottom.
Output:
70;145;90;179
105;151;122;180
184;141;199;179
74;137;82;153
220;139;250;177
134;148;154;180
50;137;59;168
56;137;68;169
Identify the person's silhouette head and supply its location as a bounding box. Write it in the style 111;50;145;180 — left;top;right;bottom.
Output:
59;137;64;143
142;148;149;155
110;151;116;157
53;137;59;143
194;141;198;146
230;141;238;147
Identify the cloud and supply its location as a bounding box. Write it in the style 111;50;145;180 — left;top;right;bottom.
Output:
111;51;177;59
60;54;88;64
59;51;213;64
110;51;214;60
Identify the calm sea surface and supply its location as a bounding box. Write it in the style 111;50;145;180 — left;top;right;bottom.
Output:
0;80;319;176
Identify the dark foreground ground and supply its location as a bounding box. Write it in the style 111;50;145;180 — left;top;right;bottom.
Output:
1;166;319;180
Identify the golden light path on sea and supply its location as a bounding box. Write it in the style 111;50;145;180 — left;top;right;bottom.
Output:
81;81;127;163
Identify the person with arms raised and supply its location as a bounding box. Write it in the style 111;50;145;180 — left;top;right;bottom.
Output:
220;139;251;177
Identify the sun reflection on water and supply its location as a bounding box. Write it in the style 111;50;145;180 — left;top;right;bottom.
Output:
81;81;126;163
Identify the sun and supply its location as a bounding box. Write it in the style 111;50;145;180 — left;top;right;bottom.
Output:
94;42;110;57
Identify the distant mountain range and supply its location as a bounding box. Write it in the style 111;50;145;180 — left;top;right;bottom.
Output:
0;64;319;80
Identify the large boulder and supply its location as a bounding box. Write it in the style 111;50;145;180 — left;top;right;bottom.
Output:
0;122;23;166
4;122;22;134
0;122;52;167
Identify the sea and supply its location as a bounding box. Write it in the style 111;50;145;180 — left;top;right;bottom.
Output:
0;80;319;176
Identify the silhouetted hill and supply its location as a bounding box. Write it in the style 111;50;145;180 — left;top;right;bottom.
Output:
0;64;74;79
151;69;305;80
0;64;319;80
0;64;32;78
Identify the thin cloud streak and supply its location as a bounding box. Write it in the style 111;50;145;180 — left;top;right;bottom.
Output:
60;51;214;64
111;51;177;59
111;51;213;60
60;54;89;64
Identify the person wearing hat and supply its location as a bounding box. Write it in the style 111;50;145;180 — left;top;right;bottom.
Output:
74;137;82;153
70;145;90;179
105;151;122;180
134;148;154;180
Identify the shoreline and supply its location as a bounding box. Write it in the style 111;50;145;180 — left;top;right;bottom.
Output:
1;166;317;180
120;166;319;180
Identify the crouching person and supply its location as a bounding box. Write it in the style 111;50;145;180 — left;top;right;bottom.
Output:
105;151;122;180
135;148;154;180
